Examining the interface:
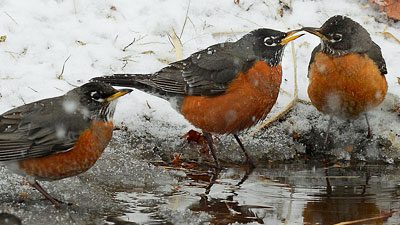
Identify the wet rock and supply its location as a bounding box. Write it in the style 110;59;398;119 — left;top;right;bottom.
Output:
0;213;22;225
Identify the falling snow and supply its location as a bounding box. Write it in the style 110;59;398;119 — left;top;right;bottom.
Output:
0;0;399;224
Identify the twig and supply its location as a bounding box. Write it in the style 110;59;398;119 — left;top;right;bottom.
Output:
119;55;137;70
18;96;26;105
65;80;79;88
220;8;261;26
333;211;395;225
28;87;38;93
122;38;136;51
5;48;27;60
187;17;196;30
251;98;297;136
250;41;299;135
57;55;71;80
146;100;152;109
6;51;17;61
298;98;311;105
54;87;64;92
4;11;18;25
180;0;191;39
122;35;147;51
166;34;176;49
292;41;298;100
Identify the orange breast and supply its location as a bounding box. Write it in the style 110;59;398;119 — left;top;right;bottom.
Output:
308;52;387;119
180;61;282;134
19;121;114;180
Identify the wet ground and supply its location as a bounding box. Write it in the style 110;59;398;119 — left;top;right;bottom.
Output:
104;163;400;225
4;162;399;225
1;101;399;225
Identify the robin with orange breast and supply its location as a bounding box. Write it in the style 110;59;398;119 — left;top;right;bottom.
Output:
302;15;388;144
0;82;131;207
92;28;303;168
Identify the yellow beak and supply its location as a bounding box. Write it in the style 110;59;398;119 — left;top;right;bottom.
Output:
106;89;132;102
280;30;304;45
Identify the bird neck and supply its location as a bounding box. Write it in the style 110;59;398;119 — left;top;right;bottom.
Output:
263;48;284;67
321;41;350;57
97;101;117;122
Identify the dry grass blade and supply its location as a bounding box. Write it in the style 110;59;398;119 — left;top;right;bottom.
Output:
180;0;191;39
298;98;311;105
333;211;395;225
251;41;299;135
4;12;18;25
169;29;184;61
57;55;71;80
382;29;400;44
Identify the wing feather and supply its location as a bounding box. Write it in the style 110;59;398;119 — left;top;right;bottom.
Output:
0;96;91;162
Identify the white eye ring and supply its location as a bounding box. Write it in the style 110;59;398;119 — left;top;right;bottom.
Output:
330;33;342;42
90;91;104;102
264;37;277;46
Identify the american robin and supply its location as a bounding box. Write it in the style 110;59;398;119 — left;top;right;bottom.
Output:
92;28;303;168
302;15;388;143
0;82;132;207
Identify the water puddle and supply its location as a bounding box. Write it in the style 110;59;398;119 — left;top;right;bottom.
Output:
106;163;400;224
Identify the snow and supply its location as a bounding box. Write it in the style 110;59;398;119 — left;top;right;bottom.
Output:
0;0;400;224
62;100;78;114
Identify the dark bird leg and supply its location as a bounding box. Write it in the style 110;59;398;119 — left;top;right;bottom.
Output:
205;167;221;194
236;165;255;186
323;115;334;148
324;167;332;196
364;113;373;139
30;180;63;208
233;134;255;168
361;171;370;195
203;131;220;169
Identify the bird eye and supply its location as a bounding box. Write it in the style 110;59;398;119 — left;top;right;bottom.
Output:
90;91;102;101
331;33;342;42
264;37;277;46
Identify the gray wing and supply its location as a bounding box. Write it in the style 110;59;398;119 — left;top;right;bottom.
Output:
366;42;387;75
0;97;91;161
124;42;256;96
